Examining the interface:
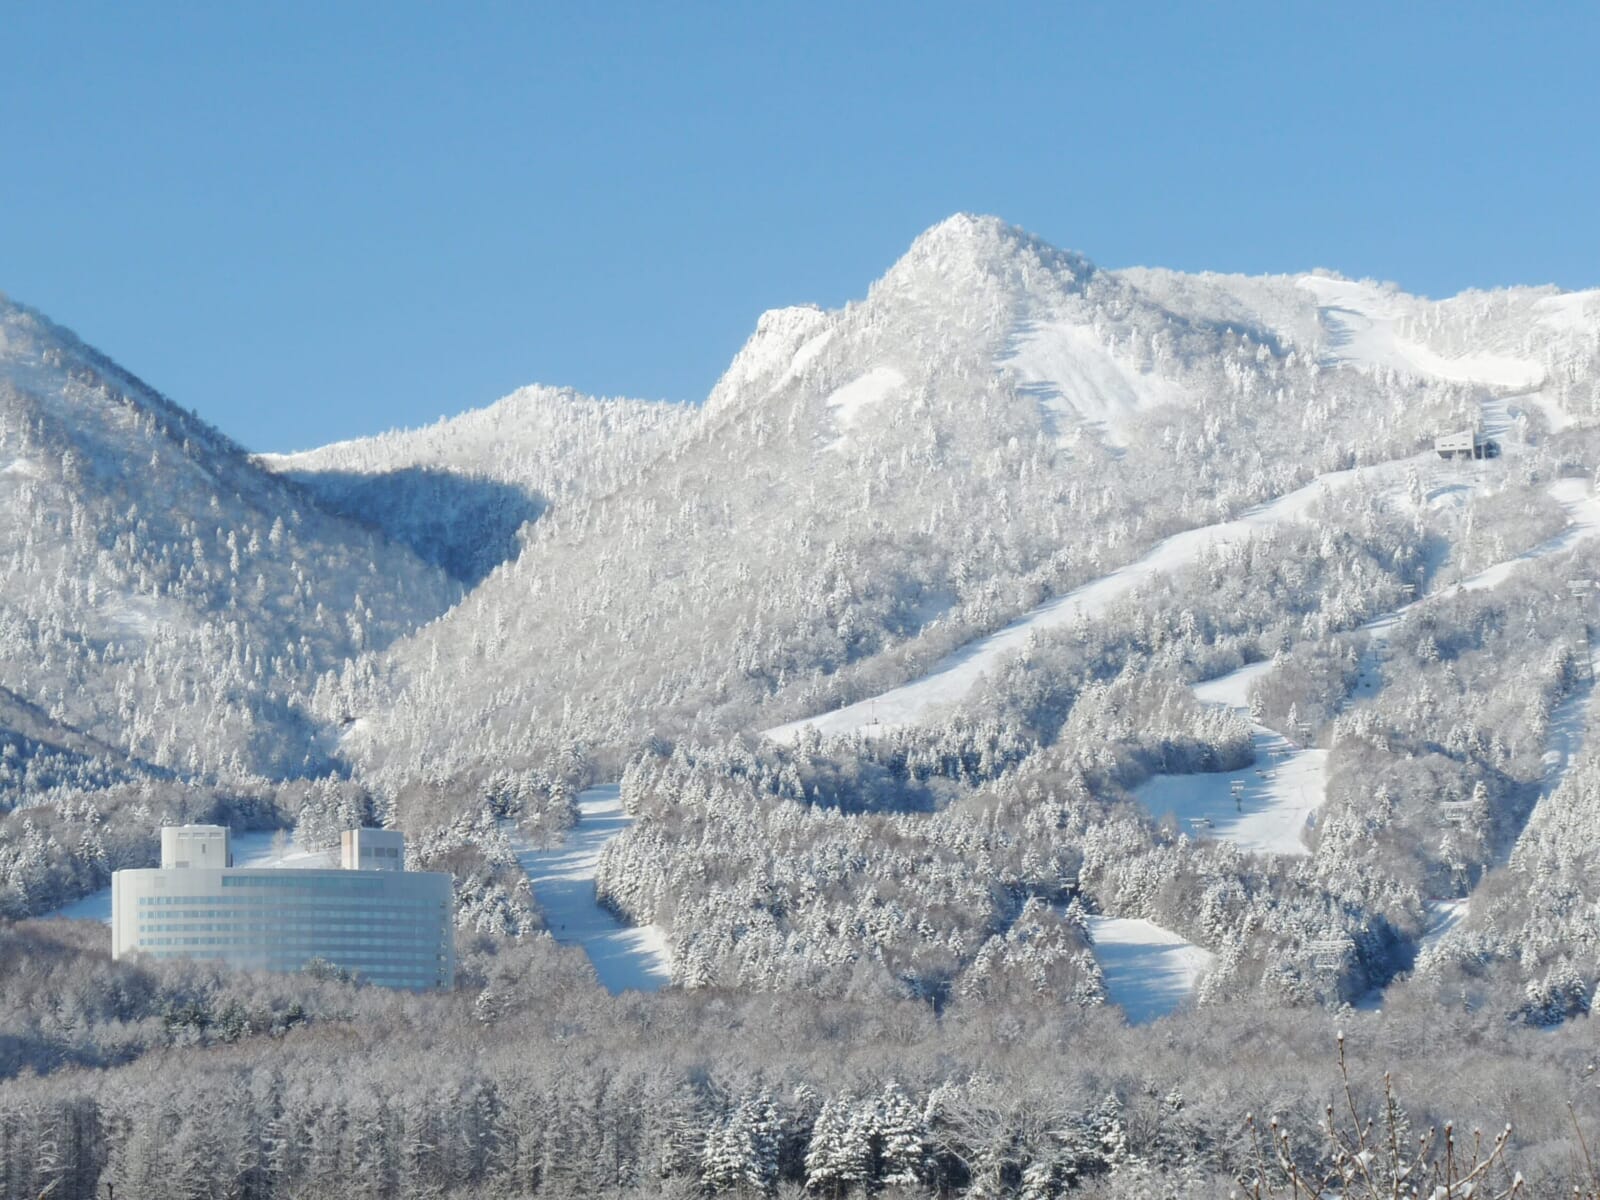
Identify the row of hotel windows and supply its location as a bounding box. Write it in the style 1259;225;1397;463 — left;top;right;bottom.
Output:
135;914;447;931
222;874;391;889
135;915;448;934
138;895;445;911
137;935;445;960
136;920;445;936
137;924;443;943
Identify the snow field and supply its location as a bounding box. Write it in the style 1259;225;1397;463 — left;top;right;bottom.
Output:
823;367;904;449
1146;656;1329;857
508;784;671;994
1298;275;1544;389
1419;897;1471;953
1133;729;1328;857
1086;915;1213;1024
1002;318;1185;446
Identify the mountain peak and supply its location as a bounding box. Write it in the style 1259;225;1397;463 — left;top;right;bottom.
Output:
705;304;834;416
884;214;1096;296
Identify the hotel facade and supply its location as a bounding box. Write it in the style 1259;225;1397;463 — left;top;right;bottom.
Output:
111;825;454;990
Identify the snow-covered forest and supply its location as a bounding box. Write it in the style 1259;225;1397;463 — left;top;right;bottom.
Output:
5;214;1600;1196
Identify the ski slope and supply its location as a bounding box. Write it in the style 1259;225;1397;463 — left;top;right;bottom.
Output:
1418;897;1471;954
1135;477;1600;857
1088;915;1213;1024
1002;317;1186;446
1401;643;1600;985
1354;477;1600;701
767;459;1415;743
509;784;672;994
1134;727;1327;856
1518;642;1600;854
1299;276;1544;389
1146;658;1327;857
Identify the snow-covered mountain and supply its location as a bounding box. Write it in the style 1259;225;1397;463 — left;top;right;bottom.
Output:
0;295;460;787
8;213;1600;1022
336;214;1542;787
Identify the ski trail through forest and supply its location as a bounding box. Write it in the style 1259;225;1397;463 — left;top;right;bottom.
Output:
766;456;1426;743
1086;915;1214;1024
1135;679;1327;856
1137;476;1600;857
508;784;672;993
1412;642;1600;953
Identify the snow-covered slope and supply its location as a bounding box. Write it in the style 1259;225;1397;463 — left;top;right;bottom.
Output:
1124;264;1600;433
507;784;670;993
1087;916;1213;1024
765;454;1416;743
1298;274;1544;388
0;295;460;782
334;214;1600;796
260;385;691;583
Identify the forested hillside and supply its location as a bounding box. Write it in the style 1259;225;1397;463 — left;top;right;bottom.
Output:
260;385;692;584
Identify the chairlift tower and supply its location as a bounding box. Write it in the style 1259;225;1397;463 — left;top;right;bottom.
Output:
1308;936;1352;971
1566;580;1593;677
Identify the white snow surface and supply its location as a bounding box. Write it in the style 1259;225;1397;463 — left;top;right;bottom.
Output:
766;458;1406;743
44;830;333;924
1146;653;1328;857
1523;643;1600;848
824;367;904;439
1298;275;1544;389
1087;915;1212;1024
1419;898;1471;952
509;785;671;994
1003;319;1185;445
1190;660;1274;709
1134;728;1328;856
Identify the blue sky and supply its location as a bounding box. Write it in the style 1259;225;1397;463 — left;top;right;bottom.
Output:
2;3;1595;451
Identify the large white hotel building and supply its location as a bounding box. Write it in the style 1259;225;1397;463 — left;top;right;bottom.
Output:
111;825;455;990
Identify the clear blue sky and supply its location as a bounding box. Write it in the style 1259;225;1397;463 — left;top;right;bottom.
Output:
3;3;1596;452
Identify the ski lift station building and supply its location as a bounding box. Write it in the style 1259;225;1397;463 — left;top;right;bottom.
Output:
111;825;455;989
1435;427;1499;460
